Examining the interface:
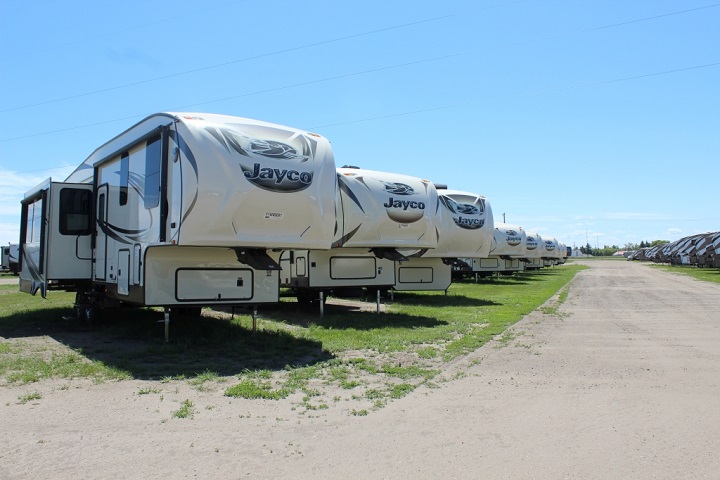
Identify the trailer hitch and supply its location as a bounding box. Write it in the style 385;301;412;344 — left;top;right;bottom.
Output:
370;248;408;262
233;248;281;271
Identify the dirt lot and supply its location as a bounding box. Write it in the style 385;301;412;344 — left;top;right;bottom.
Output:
2;260;720;479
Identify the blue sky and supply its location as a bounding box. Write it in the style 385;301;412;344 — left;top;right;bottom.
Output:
1;0;718;249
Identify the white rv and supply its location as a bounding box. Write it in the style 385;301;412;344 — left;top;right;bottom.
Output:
19;113;337;320
276;167;447;303
277;178;498;303
395;187;495;291
420;188;494;277
461;222;527;275
523;232;544;270
541;237;561;266
429;189;494;259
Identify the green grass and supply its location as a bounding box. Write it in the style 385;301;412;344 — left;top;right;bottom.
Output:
18;391;42;404
1;265;584;410
171;399;195;419
649;264;720;284
225;378;291;400
389;383;415;399
137;386;162;395
274;266;585;361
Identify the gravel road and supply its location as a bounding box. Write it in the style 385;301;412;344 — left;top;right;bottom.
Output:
2;260;719;479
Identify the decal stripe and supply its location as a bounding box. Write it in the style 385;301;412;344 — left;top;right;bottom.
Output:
338;176;365;214
334;224;362;247
176;130;199;226
205;127;229;151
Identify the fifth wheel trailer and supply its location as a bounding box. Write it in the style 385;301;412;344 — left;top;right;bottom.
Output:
410;188;495;283
276;173;498;302
18;112;337;321
523;232;544;270
541;237;561;266
276;167;447;302
460;223;527;275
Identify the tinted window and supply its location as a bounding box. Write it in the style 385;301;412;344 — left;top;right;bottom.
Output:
59;188;92;235
29;197;43;244
144;135;161;209
119;153;129;206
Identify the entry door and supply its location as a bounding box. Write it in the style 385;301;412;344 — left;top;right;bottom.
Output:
95;185;108;280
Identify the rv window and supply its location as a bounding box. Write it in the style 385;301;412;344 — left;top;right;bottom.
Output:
59;188;92;236
26;197;43;244
119;153;129;206
32;198;43;243
144;135;161;209
98;193;106;222
24;202;34;244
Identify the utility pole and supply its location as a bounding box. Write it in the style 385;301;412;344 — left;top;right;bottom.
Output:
502;213;506;223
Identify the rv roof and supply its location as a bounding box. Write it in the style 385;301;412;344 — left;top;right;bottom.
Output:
65;112;328;183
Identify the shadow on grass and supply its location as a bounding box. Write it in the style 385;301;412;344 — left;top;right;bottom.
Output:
453;269;565;286
388;291;501;308
0;306;332;380
255;301;448;330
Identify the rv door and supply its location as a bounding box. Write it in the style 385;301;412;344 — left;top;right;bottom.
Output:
95;184;108;280
19;185;48;296
19;182;93;296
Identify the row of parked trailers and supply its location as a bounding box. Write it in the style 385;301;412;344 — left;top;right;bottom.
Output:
1;244;19;274
13;113;568;323
628;231;720;268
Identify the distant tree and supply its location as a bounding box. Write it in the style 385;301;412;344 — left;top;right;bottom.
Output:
592;245;620;256
629;240;668;250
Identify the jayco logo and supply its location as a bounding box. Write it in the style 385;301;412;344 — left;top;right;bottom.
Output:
454;217;484;230
545;240;556;251
246;139;305;160
505;230;522;246
205;126;314;193
526;236;538;250
455;204;479;215
439;196;483;230
381;182;426;223
384;182;414;195
383;198;426;210
245;163;312;186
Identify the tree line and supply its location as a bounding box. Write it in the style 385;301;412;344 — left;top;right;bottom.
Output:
578;240;668;257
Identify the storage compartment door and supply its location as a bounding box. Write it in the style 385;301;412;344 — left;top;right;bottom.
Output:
330;256;378;280
397;266;434;284
176;268;254;301
117;250;130;295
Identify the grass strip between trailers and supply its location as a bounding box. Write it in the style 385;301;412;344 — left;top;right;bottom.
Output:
0;265;583;412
